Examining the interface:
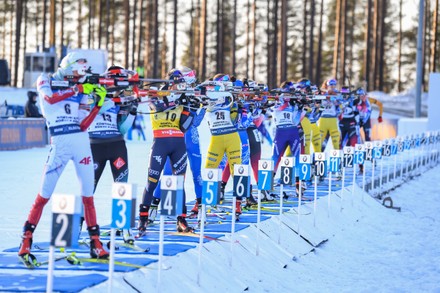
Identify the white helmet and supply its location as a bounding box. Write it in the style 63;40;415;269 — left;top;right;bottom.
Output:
59;51;89;76
247;79;257;88
178;66;197;85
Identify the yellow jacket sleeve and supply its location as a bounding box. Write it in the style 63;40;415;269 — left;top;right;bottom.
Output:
369;97;383;116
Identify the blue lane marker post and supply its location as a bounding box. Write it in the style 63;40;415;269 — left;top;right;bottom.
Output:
391;138;398;187
404;135;411;178
298;154;311;234
397;136;405;183
383;139;392;190
365;141;374;192
342;146;354;208
110;183;136;292
257;159;274;256
199;168;221;285
355;143;366;195
328;150;341;218
373;140;383;196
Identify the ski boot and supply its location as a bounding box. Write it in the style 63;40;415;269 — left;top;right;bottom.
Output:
235;200;242;221
136;205;149;238
261;190;276;202
148;198;160;224
246;194;258;208
18;222;35;256
189;198;202;219
122;228;135;244
177;216;194;233
18;222;37;266
219;181;227;203
295;181;307;197
335;171;343;180
310;165;316;182
358;164;364;175
88;225;109;259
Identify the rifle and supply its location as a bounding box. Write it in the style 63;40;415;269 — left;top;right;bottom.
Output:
51;66;170;93
111;88;207;110
81;71;170;93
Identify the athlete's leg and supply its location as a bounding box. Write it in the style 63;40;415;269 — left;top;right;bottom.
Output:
205;136;226;169
329;117;341;150
301;117;312;154
169;139;188;215
363;118;372;141
310;122;322;153
272;128;291;173
185;127;203;200
247;126;262;182
108;140;129;183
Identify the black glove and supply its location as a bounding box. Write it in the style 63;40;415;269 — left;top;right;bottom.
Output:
289;98;296;106
129;101;138;115
178;93;189;105
190;99;201;109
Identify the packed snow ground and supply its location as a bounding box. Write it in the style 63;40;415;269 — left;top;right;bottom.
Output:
86;163;440;292
1;120;440;291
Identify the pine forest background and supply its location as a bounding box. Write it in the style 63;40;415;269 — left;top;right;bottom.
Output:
1;0;438;93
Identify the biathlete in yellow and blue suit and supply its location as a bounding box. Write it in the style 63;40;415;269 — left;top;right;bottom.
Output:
318;78;342;151
203;74;243;216
137;69;195;237
295;78;322;155
150;67;206;219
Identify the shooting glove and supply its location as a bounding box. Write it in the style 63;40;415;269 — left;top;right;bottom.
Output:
178;93;190;106
190;98;202;109
94;86;107;107
74;83;95;95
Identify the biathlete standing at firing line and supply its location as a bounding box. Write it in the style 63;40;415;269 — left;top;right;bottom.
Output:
355;87;383;174
271;81;303;197
243;78;274;147
296;78;322;155
148;66;207;222
356;88;383;142
85;65;139;244
18;52;110;264
245;86;273;203
218;78;259;207
203;73;243;218
318;78;342;153
339;86;360;148
239;81;271;206
137;69;195;237
282;79;323;185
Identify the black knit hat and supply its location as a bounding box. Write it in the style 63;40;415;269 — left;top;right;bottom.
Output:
27;91;37;99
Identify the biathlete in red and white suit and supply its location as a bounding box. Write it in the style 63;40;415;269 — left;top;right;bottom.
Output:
18;52;109;262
